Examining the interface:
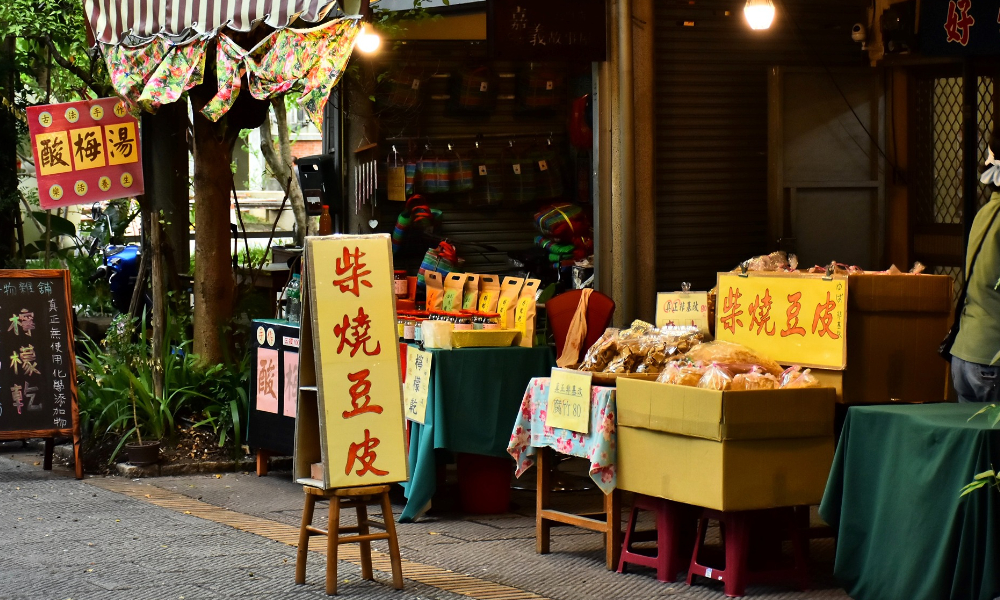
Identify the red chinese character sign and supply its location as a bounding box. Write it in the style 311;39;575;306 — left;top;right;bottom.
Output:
918;0;1000;56
303;235;407;489
715;273;848;370
27;98;144;209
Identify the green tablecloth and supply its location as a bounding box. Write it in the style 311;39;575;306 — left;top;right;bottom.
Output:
400;345;556;522
819;403;1000;600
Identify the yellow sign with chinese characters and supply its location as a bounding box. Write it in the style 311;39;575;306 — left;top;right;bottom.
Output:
307;235;408;488
68;126;106;170
655;291;710;331
715;273;848;370
104;123;140;165
545;368;592;434
34;131;73;176
403;348;433;424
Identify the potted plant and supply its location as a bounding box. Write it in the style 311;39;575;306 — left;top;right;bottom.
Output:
124;381;160;466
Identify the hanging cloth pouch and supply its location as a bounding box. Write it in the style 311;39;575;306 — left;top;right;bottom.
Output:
502;143;536;205
469;142;504;206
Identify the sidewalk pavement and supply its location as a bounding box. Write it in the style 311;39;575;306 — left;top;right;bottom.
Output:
0;443;849;600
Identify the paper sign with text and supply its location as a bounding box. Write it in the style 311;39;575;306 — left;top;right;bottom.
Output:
27;98;144;209
255;348;279;414
715;273;848;369
403;348;433;424
545;368;592;434
656;292;710;331
307;235;408;488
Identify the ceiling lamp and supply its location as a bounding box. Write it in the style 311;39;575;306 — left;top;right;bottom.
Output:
357;23;381;53
744;0;775;30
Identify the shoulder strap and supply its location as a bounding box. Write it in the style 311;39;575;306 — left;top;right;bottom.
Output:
954;203;1000;320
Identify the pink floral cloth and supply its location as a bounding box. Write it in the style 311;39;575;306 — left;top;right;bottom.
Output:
507;377;617;495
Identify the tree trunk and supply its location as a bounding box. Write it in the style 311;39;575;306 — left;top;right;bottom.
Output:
260;99;308;245
191;108;238;365
0;35;19;266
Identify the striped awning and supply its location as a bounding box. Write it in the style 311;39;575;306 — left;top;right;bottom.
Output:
84;0;341;45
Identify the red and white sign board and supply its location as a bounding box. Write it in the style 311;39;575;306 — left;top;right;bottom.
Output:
27;98;144;209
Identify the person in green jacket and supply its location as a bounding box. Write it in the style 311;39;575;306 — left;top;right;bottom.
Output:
951;142;1000;403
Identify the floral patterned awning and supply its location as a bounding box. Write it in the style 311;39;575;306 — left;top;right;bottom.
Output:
103;17;361;129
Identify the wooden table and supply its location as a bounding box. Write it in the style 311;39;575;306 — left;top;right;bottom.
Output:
508;378;622;569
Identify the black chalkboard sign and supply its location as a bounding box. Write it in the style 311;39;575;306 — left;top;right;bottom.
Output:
488;0;607;62
0;270;82;478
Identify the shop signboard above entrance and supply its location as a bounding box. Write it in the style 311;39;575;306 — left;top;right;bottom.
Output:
487;0;607;61
715;273;848;370
27;98;144;209
917;0;1000;56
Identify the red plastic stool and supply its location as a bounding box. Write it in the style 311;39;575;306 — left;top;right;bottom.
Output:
686;507;809;598
617;495;697;582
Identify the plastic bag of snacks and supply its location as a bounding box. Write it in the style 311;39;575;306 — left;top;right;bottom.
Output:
731;367;779;391
656;361;706;386
578;328;620;372
779;366;820;389
635;329;710;374
697;363;733;391
679;340;784;377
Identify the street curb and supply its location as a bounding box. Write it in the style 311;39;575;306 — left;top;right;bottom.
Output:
115;456;292;477
46;442;292;477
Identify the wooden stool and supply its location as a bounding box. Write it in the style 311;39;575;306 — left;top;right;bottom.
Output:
295;484;403;595
617;495;697;582
686;507;808;598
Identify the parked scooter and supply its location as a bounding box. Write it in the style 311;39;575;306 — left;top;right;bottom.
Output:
87;203;143;314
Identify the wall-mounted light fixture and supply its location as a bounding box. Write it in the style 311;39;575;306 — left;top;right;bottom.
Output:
339;0;381;53
744;0;775;30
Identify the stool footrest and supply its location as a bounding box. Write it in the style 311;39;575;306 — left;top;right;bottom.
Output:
338;532;391;545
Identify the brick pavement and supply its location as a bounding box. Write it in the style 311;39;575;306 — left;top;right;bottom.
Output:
0;444;850;599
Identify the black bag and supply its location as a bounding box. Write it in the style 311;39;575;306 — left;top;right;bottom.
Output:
939;206;1000;361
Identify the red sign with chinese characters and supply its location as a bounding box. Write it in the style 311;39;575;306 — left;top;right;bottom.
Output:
715;273;848;370
27;98;144;209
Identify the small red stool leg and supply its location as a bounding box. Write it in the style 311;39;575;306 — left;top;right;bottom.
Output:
722;512;750;598
616;503;642;574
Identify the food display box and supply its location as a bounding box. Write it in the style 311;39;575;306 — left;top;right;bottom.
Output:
616;378;836;511
834;273;952;404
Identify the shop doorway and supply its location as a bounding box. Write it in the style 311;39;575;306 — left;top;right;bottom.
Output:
768;67;886;270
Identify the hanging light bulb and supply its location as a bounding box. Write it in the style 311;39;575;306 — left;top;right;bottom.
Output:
357;23;381;53
744;0;775;30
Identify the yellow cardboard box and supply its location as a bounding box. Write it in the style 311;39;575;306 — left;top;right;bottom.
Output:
616;378;836;511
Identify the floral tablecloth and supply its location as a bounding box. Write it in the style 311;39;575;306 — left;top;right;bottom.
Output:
507;377;617;494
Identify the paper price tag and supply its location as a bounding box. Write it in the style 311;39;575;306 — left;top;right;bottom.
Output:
538;160;548;172
656;291;710;331
478;165;488;176
404;349;433;424
512;164;522;175
479;81;489;92
545;368;592;433
411;79;421;90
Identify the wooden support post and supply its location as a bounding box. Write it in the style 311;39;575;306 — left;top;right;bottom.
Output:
535;447;552;555
256;449;270;477
43;437;54;471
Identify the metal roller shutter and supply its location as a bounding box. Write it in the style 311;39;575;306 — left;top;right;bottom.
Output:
653;0;866;291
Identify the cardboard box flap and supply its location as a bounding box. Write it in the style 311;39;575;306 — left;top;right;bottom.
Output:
616;378;834;441
617;378;722;440
848;274;952;314
647;383;724;440
721;388;835;439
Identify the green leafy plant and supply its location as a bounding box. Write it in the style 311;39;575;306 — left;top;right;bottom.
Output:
77;312;211;461
961;468;1000;497
960;406;1000;497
